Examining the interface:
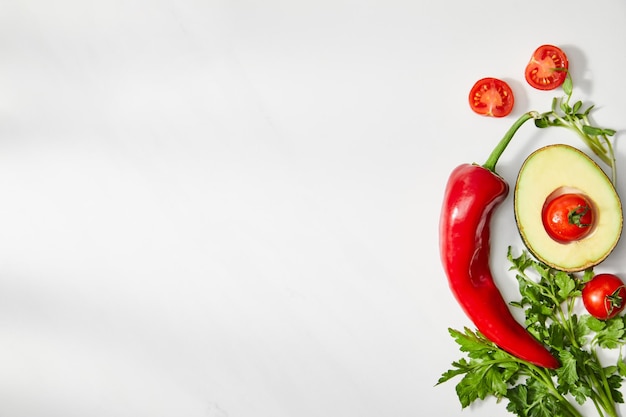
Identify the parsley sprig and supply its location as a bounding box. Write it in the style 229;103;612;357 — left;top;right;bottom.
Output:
534;73;617;184
438;248;626;417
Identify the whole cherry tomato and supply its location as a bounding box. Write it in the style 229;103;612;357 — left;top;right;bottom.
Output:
525;44;569;90
582;273;626;320
542;193;594;243
468;77;514;118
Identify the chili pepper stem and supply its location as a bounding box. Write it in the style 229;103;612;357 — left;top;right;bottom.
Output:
482;112;538;173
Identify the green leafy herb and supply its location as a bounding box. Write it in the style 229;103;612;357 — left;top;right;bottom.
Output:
437;248;626;417
534;72;617;184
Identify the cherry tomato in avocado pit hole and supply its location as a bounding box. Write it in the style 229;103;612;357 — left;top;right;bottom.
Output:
468;77;514;117
542;193;594;243
583;273;626;320
525;44;569;91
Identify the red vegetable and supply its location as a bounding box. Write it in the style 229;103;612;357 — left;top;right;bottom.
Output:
468;77;515;117
525;45;569;91
582;273;626;320
542;193;595;243
439;113;560;369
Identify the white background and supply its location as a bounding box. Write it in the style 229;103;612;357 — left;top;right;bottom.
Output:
2;1;626;416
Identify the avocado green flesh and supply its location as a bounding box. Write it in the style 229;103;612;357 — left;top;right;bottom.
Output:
514;144;623;272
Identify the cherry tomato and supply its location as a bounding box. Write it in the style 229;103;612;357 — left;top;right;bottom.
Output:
582;274;626;320
468;77;514;118
542;193;594;243
525;45;569;90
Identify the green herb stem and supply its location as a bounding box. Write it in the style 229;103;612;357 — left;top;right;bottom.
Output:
590;349;619;417
534;73;617;184
527;365;584;417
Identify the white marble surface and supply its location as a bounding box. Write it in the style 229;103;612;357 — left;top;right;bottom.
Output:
2;1;626;416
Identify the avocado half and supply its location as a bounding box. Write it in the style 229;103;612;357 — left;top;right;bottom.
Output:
514;144;623;272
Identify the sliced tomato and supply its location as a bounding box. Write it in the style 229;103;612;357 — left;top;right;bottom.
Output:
468;77;514;117
525;45;569;90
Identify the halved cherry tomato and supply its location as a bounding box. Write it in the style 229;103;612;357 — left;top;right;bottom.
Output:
525;45;569;90
468;77;514;117
542;193;594;243
582;273;626;320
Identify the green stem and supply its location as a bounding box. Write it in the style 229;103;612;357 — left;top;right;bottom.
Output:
589;395;607;417
536;76;617;184
590;349;619;417
557;294;581;351
468;334;582;416
528;365;584;417
556;308;578;348
482;112;537;172
559;116;616;184
559;300;617;417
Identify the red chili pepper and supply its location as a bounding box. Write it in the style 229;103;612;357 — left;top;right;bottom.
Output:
439;113;560;369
